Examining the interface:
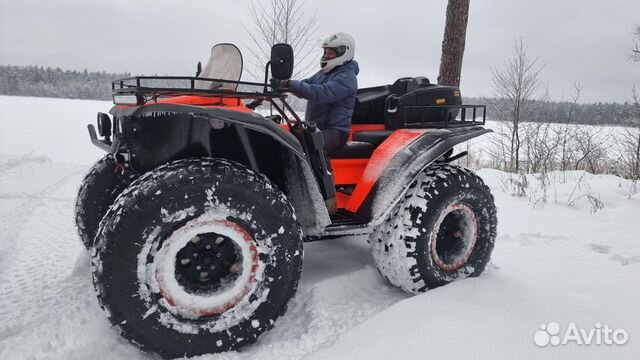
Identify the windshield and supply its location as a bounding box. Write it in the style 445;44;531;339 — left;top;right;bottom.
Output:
195;43;243;91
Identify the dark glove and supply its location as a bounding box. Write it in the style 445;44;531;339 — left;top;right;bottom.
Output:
270;78;290;91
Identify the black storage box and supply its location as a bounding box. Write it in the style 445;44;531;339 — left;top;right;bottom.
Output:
351;77;433;124
385;85;462;129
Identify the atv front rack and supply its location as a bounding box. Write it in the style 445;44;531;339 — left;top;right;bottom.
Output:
111;76;303;127
112;76;280;105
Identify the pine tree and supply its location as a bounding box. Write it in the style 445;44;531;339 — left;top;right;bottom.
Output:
438;0;470;87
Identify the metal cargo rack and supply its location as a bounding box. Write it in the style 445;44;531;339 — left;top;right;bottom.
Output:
399;104;486;129
111;76;281;104
110;76;303;126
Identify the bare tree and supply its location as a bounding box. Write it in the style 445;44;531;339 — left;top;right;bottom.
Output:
438;0;470;87
244;0;320;80
631;24;640;62
523;123;562;174
486;123;513;171
521;86;556;173
559;82;582;172
491;38;543;172
572;126;612;173
618;86;640;189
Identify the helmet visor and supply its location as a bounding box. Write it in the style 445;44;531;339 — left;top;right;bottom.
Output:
321;46;347;61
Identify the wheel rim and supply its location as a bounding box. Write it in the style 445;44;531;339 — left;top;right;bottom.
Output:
174;232;241;295
153;217;259;319
430;202;478;271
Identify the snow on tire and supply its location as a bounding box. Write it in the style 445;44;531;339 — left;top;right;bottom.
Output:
369;163;497;293
75;155;137;249
92;158;303;358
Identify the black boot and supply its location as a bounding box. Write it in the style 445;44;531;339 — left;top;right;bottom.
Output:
325;196;337;215
325;171;337;215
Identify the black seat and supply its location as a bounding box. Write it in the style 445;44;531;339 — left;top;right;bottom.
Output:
352;130;393;147
351;85;390;124
329;141;375;159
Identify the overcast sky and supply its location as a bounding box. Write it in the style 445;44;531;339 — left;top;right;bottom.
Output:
1;0;639;103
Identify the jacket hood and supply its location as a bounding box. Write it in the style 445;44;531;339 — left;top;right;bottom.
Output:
337;60;359;76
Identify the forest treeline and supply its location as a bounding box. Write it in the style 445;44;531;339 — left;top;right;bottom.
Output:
1;65;638;126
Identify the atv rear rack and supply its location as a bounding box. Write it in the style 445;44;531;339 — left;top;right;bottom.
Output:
392;104;486;129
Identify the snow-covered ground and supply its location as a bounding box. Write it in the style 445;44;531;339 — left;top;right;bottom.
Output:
0;96;639;359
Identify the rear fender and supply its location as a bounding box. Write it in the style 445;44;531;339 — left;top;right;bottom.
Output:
355;126;491;224
108;103;330;235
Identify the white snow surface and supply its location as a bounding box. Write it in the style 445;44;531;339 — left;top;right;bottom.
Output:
0;96;639;359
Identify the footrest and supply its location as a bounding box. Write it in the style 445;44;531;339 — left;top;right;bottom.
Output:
330;141;375;159
352;130;393;147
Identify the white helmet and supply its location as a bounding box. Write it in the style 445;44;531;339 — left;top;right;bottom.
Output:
320;32;355;73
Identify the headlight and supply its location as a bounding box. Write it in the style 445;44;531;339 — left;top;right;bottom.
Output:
97;112;112;138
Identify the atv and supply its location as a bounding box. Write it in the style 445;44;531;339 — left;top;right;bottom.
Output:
75;43;497;358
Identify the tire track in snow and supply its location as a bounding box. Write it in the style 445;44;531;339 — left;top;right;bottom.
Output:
502;233;640;267
0;161;85;339
0;193;73;201
0;163;86;272
0;157;137;359
589;243;640;266
0;154;51;182
0;162;96;355
0;252;134;360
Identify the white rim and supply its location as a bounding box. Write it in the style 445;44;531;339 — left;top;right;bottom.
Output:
152;216;259;319
430;202;478;271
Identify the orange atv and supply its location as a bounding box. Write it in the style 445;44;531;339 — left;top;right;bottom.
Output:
75;43;497;358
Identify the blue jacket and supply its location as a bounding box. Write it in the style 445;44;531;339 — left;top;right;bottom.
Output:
289;61;359;134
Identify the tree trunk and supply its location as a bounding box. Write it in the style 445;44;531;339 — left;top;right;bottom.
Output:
514;116;520;172
635;132;640;179
438;0;470;87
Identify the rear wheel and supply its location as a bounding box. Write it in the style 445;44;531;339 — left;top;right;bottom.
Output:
75;155;137;249
369;163;497;293
92;158;303;358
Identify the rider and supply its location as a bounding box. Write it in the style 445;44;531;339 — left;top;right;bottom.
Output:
272;32;359;155
271;33;359;214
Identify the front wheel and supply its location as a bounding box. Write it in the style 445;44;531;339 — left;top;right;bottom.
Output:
92;158;303;358
369;163;497;293
75;155;137;249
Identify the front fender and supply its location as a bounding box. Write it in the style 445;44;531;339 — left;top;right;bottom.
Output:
108;103;330;236
110;103;305;161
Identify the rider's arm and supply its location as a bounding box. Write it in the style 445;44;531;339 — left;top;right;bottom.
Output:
289;71;356;105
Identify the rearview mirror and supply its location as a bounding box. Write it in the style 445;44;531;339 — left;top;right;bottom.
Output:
270;43;294;80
